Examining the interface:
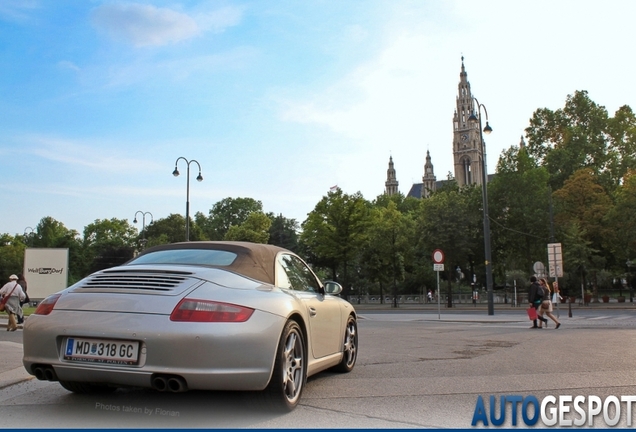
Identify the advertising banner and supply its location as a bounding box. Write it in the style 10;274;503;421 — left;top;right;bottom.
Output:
23;248;69;300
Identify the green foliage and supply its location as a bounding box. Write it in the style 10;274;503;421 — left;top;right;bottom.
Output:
267;213;299;251
525;90;626;193
82;218;138;273
224;212;272;243
416;186;482;305
490;145;551;271
0;234;26;282
553;168;612;253
199;197;263;240
143;213;205;244
300;189;369;296
604;170;636;265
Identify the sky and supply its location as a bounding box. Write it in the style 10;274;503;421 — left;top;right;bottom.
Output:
1;0;635;237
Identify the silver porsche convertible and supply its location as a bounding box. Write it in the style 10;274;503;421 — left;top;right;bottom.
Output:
22;241;358;411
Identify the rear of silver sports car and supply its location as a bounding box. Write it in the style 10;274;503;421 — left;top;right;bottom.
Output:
22;267;289;393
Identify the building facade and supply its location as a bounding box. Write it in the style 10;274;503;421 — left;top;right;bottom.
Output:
384;58;488;198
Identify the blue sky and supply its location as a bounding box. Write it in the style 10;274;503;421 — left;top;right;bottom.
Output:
1;0;634;237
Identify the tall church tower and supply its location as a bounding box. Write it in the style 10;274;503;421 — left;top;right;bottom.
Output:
452;57;484;187
385;156;399;195
421;150;436;198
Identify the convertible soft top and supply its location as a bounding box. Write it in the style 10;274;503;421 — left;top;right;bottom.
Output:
134;241;290;286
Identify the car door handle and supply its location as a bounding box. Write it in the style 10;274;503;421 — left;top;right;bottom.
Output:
309;307;317;317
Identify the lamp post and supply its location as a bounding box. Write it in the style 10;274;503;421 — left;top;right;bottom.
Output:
468;98;494;316
627;260;634;303
173;157;203;241
23;227;34;247
133;211;153;249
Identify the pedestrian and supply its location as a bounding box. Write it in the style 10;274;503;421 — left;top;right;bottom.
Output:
0;274;26;331
528;276;548;329
537;278;561;329
16;273;29;324
427;290;433;303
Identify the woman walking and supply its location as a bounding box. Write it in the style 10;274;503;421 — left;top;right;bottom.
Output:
0;274;26;331
538;278;561;329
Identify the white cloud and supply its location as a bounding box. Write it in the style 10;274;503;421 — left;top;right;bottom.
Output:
26;135;162;173
91;3;200;47
0;0;38;22
195;5;245;34
90;2;245;47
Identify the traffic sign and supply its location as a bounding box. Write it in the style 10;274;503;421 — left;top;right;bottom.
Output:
432;249;445;264
433;263;444;271
547;243;564;277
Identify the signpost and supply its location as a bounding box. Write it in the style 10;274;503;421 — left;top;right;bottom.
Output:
432;249;444;319
547;243;564;317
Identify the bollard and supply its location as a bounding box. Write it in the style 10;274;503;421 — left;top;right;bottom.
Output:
568;297;572;317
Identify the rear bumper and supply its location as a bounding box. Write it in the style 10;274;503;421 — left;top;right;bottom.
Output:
23;309;285;391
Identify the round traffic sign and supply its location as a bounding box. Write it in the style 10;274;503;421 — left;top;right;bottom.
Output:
432;249;445;264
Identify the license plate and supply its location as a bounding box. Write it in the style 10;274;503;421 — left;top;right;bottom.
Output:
64;337;140;365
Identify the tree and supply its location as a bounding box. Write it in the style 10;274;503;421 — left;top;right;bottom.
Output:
82;218;138;273
416;186;481;307
606;106;636;187
198;197;263;240
267;213;299;251
525;90;621;192
490;145;552;273
561;222;599;299
144;214;204;245
224;212;271;243
605;170;636;267
300;189;369;297
363;201;414;306
31;217;84;283
0;234;26;283
552;168;612;254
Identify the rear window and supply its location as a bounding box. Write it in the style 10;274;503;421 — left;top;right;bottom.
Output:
128;249;238;267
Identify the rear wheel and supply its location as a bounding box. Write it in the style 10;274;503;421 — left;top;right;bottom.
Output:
331;315;357;373
59;381;117;394
263;320;306;411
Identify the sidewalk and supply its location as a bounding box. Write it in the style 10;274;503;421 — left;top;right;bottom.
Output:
0;340;33;390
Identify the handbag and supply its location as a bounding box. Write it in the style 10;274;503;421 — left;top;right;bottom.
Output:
0;283;19;312
20;293;30;306
541;299;551;309
526;306;537;320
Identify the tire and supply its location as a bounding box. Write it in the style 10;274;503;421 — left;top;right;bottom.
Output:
331;315;357;373
263;320;306;412
59;381;117;394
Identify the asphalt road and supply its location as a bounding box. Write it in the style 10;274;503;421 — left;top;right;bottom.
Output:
1;307;636;428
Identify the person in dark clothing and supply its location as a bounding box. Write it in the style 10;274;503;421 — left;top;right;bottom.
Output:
528;276;548;329
16;274;28;324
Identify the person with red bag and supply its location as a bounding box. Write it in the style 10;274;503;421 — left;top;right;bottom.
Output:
0;274;26;331
527;276;548;329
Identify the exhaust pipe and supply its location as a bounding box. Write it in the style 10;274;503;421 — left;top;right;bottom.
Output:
43;367;58;381
33;367;46;380
167;376;187;392
151;375;168;392
32;365;57;381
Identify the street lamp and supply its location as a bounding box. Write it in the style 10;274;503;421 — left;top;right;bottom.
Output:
468;98;494;316
133;211;153;248
626;260;635;302
23;227;34;247
173;157;203;241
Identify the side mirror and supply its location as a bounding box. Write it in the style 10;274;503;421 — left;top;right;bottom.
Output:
323;281;342;295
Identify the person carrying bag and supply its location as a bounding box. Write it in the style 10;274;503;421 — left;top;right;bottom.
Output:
0;274;26;331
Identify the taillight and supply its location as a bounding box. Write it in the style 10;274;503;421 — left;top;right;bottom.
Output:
170;299;254;322
34;293;62;315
